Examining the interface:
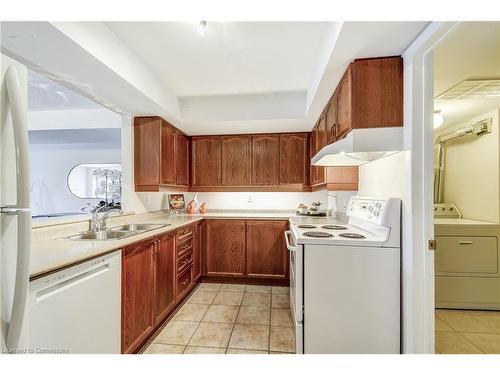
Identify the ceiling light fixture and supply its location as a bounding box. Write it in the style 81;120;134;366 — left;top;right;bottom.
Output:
434;110;444;129
197;21;207;35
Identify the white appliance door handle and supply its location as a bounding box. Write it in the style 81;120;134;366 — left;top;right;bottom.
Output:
284;230;297;252
4;65;32;351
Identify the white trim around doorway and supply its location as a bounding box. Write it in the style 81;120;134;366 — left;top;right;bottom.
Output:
401;21;459;354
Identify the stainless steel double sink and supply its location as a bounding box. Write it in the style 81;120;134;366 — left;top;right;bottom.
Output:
66;223;171;241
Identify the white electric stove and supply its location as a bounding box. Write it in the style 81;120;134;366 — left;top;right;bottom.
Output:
285;196;401;354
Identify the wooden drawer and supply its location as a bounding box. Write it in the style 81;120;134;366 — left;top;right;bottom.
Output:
177;250;193;275
176;227;194;243
436;236;498;274
176;236;194;259
176;265;193;299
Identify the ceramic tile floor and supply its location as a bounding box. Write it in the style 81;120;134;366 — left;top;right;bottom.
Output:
435;309;500;354
143;283;295;354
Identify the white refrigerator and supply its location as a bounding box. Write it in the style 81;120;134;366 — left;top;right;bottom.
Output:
0;53;31;353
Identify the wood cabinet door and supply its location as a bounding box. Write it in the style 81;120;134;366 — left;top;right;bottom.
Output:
175;133;189;186
279;133;308;185
122;239;155;353
205;220;246;277
160;121;176;185
193;221;203;281
134;117;160;189
221;135;252;186
251;135;280;185
336;67;352;139
310;126;325;186
317;112;328;150
325;95;338;144
191;137;222;186
154;233;176;326
351;56;403;129
246;220;288;279
326;166;359;191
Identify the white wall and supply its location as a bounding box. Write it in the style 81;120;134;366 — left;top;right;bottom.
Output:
132;190;329;213
30;142;121;216
434;109;500;223
358;151;411;201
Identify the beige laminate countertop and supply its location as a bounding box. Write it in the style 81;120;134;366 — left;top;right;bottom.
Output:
30;214;202;279
30;210;337;279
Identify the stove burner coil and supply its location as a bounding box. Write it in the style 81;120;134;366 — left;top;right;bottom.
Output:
321;225;348;230
339;233;366;239
298;224;317;229
303;231;334;238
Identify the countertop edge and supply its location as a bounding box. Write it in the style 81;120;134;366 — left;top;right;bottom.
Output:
30;216;203;280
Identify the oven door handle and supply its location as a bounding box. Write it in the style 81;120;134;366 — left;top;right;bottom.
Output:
284;230;298;252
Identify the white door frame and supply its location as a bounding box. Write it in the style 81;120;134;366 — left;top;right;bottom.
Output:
401;22;459;353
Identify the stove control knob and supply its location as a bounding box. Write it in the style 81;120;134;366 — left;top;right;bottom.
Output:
373;210;380;217
368;206;373;212
375;202;381;208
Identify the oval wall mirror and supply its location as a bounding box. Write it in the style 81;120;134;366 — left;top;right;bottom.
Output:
67;163;122;200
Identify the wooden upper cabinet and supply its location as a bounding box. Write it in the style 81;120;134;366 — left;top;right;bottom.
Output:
351;56;403;129
279;133;308;185
160;121;176;185
154;233;175;325
325;95;338;144
191;137;222;186
334;56;403;141
310;125;325;187
251;135;280;185
134;117;161;190
134;116;189;191
121;239;155;353
221;135;252;186
175;132;189;186
316;112;328;150
205;220;246;277
336;68;352;140
246;220;288;279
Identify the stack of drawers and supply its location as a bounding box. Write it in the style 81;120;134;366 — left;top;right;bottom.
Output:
175;226;195;299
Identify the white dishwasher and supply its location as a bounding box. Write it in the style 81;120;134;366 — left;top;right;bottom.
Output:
28;250;121;354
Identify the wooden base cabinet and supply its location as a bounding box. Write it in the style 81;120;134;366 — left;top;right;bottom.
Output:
205;220;246;277
122;228;195;354
193;221;203;281
154;233;176;326
204;219;289;281
121;239;156;354
246;220;288;279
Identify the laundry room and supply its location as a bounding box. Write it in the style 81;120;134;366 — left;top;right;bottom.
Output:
432;22;500;353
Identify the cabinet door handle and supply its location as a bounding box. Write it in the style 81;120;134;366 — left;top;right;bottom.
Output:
181;279;189;285
459;241;473;245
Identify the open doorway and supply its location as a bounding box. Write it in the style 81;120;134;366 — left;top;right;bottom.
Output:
432;22;500;354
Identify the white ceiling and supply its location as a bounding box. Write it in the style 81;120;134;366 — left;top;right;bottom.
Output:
105;22;331;97
2;21;429;135
434;22;500;129
107;21;428;134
